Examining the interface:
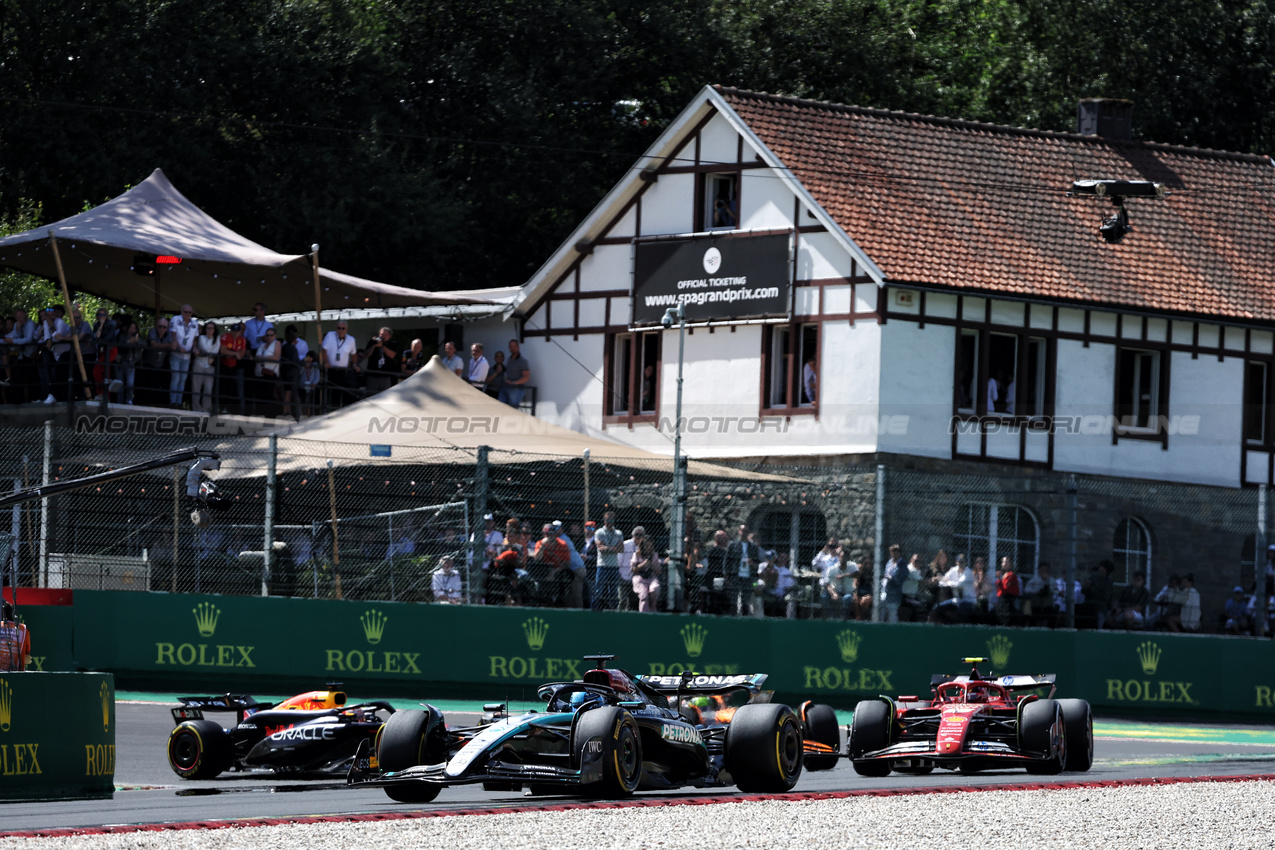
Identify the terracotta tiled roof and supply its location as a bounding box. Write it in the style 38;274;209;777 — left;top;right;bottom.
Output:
717;87;1275;323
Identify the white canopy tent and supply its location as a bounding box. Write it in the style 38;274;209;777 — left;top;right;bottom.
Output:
0;168;498;319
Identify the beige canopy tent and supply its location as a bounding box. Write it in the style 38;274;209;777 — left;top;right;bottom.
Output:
221;357;789;482
0;168;498;319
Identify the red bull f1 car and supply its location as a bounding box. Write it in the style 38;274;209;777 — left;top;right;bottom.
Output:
167;686;394;779
348;656;805;802
847;657;1093;776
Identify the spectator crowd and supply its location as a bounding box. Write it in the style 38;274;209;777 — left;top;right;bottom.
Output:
0;301;533;417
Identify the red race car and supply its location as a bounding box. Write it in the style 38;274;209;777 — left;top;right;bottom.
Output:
847;657;1093;776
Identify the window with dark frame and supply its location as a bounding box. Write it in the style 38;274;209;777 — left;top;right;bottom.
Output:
1115;347;1163;432
954;504;1039;575
762;322;819;413
703;172;739;230
1244;360;1268;444
605;331;661;419
955;329;1048;417
1112;518;1151;586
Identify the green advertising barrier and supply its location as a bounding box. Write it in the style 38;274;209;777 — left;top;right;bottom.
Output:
15;605;75;673
69;590;1275;718
0;672;114;800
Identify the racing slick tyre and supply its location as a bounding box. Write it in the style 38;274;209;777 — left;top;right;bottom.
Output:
575;706;642;797
724;703;803;793
893;760;934;775
1021;698;1066;775
167;719;232;780
847;699;892;777
378;709;444;804
1056;698;1094;772
800;702;841;772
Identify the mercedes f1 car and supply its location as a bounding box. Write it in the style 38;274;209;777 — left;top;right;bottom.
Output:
348;656;805;802
166;685;395;779
847;657;1093;776
643;674;841;771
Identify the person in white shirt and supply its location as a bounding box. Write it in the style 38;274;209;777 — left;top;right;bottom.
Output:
468;343;490;389
432;557;463;604
190;321;221;413
931;554;978;623
320;321;358;408
169;304;199;407
441;340;463;376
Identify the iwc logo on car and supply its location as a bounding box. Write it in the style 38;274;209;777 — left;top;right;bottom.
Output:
1105;641;1196;705
324;610;420;674
154;602;256;669
803;631;892;693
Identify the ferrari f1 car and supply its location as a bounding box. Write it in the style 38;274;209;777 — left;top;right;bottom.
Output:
167;685;394;779
644;673;841;771
847;657;1093;776
348;656;805;802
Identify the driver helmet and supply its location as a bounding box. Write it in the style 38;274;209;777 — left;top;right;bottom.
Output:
967;686;987;703
569;690;594;709
689;696;712;709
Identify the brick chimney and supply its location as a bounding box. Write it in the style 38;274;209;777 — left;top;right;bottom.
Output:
1077;98;1133;141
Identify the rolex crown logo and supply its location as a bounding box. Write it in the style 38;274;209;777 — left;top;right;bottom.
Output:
1137;640;1162;675
100;681;111;732
681;624;708;658
986;635;1013;669
523;617;550;651
835;629;862;664
0;680;11;733
360;610;388;645
192;602;220;637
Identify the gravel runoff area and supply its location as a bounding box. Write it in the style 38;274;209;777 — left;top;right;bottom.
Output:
3;780;1273;849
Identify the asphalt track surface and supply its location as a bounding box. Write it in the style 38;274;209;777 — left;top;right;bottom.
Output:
2;698;1274;835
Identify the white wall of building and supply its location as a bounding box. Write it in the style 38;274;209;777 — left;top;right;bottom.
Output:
879;321;955;459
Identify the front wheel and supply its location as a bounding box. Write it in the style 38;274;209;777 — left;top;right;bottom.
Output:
575;706;642;797
167;719;232;780
378;709;445;804
847;700;892;777
1021;698;1065;776
1056;699;1094;772
725;703;803;793
800;703;841;772
385;782;441;803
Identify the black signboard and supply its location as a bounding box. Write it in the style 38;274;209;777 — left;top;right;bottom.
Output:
631;232;792;326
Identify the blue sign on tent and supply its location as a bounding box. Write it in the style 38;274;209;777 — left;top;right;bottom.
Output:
370;445;392;458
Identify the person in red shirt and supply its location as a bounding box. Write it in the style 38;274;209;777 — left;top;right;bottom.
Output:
0;602;30;672
995;556;1022;625
219;322;248;414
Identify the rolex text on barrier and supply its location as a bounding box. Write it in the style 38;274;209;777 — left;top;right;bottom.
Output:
68;591;1275;718
0;672;114;800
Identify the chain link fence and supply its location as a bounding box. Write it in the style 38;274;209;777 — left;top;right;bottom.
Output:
3;425;1268;634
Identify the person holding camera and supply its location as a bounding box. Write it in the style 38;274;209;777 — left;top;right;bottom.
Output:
362;327;399;395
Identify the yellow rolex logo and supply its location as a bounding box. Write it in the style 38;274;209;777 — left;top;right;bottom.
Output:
1137;641;1162;675
0;680;11;733
100;681;111;732
193;602;220;637
835;629;861;663
986;635;1012;669
360;610;388;645
681;624;707;658
522;617;549;651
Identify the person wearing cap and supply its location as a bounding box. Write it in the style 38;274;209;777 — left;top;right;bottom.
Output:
469;513;504;603
555;521;587;609
0;601;30;672
1222;585;1253;634
219;322;248;414
531;523;571;606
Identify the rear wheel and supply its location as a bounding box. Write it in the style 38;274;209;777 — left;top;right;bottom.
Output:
575;706;642;797
1021;699;1065;775
847;700;892;777
167;720;231;780
1057;699;1094;772
378;709;443;803
801;703;841;772
725;703;803;793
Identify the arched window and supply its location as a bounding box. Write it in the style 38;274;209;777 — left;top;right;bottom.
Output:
1113;518;1151;586
954;505;1039;574
753;509;828;571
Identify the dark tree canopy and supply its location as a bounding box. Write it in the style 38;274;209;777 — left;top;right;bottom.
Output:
1;0;1271;294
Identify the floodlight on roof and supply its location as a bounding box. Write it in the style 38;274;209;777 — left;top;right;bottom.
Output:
1068;180;1167;244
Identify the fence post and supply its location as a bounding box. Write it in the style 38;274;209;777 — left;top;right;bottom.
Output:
263;434;277;597
10;478;20;592
469;446;490;605
872;463;885;623
38;421;51;587
1257;484;1268;637
1065;475;1078;630
172;467;181;592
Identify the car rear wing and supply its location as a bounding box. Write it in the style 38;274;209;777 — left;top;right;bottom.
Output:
929;673;1057;692
636;673;768;694
172;694;272;724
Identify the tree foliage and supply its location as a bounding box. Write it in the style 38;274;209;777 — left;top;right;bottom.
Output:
0;0;1271;296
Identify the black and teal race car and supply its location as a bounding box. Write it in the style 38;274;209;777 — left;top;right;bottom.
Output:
348;655;805;802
